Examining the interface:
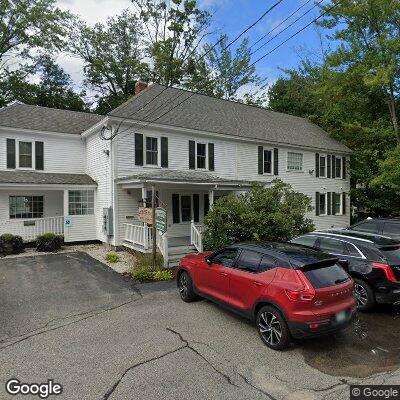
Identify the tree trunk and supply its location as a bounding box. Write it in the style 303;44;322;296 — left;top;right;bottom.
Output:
388;86;400;145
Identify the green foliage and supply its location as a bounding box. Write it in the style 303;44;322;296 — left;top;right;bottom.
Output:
372;146;400;195
129;267;173;282
153;270;174;281
203;181;314;250
136;252;164;270
0;234;24;255
36;233;64;252
105;252;120;263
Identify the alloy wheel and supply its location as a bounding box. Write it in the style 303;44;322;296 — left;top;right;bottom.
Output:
179;274;188;299
354;283;368;307
258;312;282;346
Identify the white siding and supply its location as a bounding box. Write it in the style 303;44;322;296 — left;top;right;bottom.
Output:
0;130;86;173
116;187;140;245
64;215;97;242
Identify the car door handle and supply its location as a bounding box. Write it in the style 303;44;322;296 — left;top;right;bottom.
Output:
253;282;263;287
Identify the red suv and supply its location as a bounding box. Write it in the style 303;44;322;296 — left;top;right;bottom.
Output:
177;242;356;350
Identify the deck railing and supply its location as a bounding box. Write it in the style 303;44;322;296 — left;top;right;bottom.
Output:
190;221;204;252
0;216;64;242
123;223;152;250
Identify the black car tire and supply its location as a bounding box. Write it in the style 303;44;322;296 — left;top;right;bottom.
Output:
256;305;291;350
178;271;198;302
354;278;375;312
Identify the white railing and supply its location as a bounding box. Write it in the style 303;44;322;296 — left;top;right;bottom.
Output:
190;220;204;252
0;216;64;242
123;223;152;250
157;233;169;268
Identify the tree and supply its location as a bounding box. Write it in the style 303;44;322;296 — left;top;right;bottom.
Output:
69;10;149;113
203;181;314;250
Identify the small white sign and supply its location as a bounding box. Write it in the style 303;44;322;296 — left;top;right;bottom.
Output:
64;217;72;227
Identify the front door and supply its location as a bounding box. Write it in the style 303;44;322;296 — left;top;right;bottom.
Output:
170;193;201;238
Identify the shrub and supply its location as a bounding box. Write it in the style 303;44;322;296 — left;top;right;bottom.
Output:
203;180;315;250
136;252;164;269
0;233;24;255
105;252;120;263
129;266;174;283
36;233;64;252
153;270;174;281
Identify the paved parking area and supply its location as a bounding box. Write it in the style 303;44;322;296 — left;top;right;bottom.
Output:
0;252;399;399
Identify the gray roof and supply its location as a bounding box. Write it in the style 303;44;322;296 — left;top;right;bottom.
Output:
0;103;104;135
116;169;249;185
110;83;351;153
0;171;97;185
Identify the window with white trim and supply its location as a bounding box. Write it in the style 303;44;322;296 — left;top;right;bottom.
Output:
263;149;272;174
319;193;327;215
145;137;158;165
334;193;342;215
9;196;43;219
68;190;94;215
197;143;206;169
287;152;303;171
335;156;342;178
19;141;33;168
319;155;326;177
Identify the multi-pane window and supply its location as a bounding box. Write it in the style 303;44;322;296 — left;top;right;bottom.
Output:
335;157;342;178
319;155;326;177
19;141;32;168
263;149;272;174
68;190;94;215
319;193;327;215
334;193;342;214
9;196;43;219
197;143;206;169
181;195;192;222
287;152;303;171
146;137;158;165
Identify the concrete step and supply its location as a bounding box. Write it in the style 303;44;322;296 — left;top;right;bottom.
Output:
168;245;197;255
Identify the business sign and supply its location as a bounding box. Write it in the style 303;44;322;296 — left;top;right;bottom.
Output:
64;217;72;227
155;207;167;234
138;207;153;225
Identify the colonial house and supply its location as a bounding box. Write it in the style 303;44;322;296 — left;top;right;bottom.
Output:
0;83;351;265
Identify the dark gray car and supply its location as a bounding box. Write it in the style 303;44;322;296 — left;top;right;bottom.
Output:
349;218;400;241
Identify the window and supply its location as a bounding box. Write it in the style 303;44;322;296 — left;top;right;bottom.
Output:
302;264;349;289
180;195;192;222
319;155;326;177
334;193;342;215
319;193;327;215
146;137;158;165
19;141;32;168
68;190;94;215
259;255;277;272
318;237;346;255
335;157;342;178
9;196;43;219
287;152;303;171
346;243;362;258
291;235;318;248
211;248;238;267
197;143;206;169
353;221;380;234
263;149;272;174
383;222;400;239
236;250;263;272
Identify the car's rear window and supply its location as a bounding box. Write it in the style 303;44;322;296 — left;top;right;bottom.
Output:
302;264;350;289
379;246;400;265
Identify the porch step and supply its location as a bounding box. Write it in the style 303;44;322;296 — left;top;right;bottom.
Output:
167;245;198;267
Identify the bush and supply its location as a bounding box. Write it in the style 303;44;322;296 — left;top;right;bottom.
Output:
203;180;315;250
105;252;120;263
0;233;24;255
136;252;164;269
153;270;174;281
36;233;64;252
129;266;174;283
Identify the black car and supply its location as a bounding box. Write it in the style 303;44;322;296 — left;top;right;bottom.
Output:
349;218;400;241
290;230;400;311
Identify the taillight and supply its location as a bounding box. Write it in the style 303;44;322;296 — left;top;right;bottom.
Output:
372;262;398;283
285;270;316;302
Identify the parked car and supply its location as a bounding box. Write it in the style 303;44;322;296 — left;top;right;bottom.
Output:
177;242;356;350
291;230;400;311
349;218;400;241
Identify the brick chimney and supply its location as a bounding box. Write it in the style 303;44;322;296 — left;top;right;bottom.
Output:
135;80;148;95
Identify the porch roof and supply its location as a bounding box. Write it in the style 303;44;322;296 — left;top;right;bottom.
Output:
115;170;251;187
0;171;97;186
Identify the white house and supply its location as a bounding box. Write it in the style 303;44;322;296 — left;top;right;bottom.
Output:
0;83;351;265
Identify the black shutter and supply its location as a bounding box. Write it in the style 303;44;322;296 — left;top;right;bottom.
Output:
172;194;180;223
315;153;320;178
35;141;44;170
342;193;346;215
134;133;143;166
331;192;336;215
193;194;199;223
342;156;346;180
161;137;168;168
189;140;195;169
208;143;214;171
258;146;263;174
315;192;320;216
204;194;210;217
327;155;331;178
6;139;16;169
331;155;336;179
327;192;332;215
274;148;279;175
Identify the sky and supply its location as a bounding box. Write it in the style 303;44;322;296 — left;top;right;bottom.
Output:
56;0;333;92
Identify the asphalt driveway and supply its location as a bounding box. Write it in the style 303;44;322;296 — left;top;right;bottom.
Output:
0;252;399;400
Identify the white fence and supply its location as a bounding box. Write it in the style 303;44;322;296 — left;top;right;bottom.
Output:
0;216;64;242
190;221;204;252
123;223;152;250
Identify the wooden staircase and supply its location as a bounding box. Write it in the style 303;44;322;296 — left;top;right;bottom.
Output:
168;243;198;267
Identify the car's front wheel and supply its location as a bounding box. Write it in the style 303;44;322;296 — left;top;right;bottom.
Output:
354;278;375;311
256;305;291;350
178;271;198;302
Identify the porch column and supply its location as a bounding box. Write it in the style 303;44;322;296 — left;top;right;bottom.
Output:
209;189;214;211
63;189;69;242
141;186;149;250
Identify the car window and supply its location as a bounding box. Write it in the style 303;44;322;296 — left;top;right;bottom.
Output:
358;245;385;262
235;250;263;272
318;237;347;255
211;248;238;267
303;264;350;289
379;245;400;265
259;255;278;272
346;243;362;257
383;222;400;239
291;235;318;248
353;221;380;234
